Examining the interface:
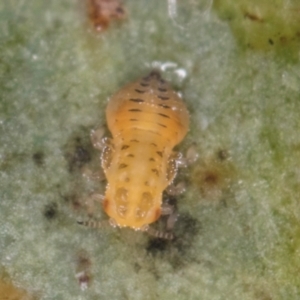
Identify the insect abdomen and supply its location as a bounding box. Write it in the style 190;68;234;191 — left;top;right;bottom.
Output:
102;71;189;229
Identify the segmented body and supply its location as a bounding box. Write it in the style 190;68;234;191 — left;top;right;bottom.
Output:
101;71;189;229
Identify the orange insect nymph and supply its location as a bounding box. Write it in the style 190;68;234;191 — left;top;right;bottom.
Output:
101;71;189;231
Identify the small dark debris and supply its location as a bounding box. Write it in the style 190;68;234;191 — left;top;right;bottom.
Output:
173;213;201;253
244;12;263;22
146;212;200;259
133;263;141;273
62;193;83;212
75;250;93;289
268;38;274;45
146;238;169;255
32;151;45;166
217;149;228;161
43;203;58;220
64;129;94;173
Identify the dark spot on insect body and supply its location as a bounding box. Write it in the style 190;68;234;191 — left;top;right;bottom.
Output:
128;109;142;112
149;157;155;162
157;113;170;119
129;98;144;103
119;163;128;169
127;154;134;157
140;82;149;87
32;151;45;166
121;145;129;150
43;202;58;220
158;87;167;92
129;119;138;121
151;168;159;176
130;139;139;143
156;151;163;157
158;123;167;128
158;96;169;100
135;89;145;93
150;143;157;147
158;104;171;109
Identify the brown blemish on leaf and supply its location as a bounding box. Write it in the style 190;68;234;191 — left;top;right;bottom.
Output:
86;0;126;32
244;11;264;22
190;151;236;203
63;128;93;173
32;151;45;167
75;250;93;290
43;202;58;220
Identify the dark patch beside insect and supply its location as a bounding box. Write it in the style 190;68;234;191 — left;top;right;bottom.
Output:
149;157;155;161
128;109;142;112
135;89;145;93
129;98;144;103
129;119;138;121
146;238;169;255
146;210;201;268
64;129;93;173
150;143;157;147
32;151;45;166
43;202;58;220
171;213;201;254
127;154;134;157
158;123;167;128
158;113;170;119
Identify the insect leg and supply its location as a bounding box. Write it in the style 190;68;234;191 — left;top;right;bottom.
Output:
90;127;106;150
77;219;110;228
